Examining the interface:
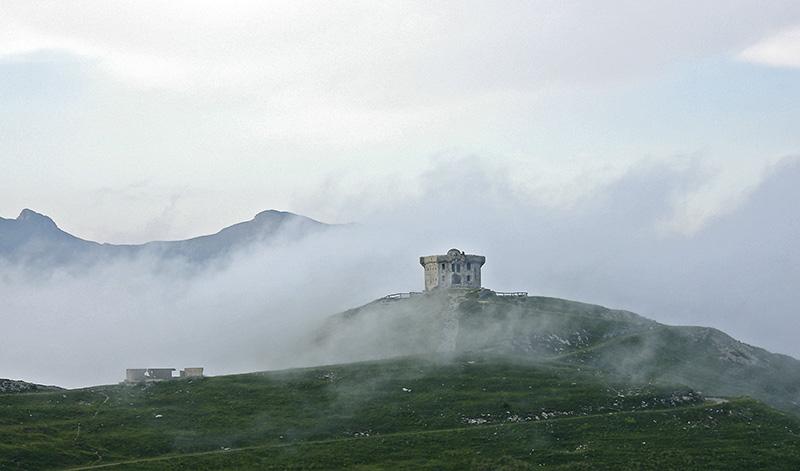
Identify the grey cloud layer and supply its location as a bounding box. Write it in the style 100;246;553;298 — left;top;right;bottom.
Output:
1;155;798;388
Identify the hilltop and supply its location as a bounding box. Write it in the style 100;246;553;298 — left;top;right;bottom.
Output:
312;289;800;416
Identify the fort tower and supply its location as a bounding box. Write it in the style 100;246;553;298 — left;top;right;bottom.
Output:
419;248;485;291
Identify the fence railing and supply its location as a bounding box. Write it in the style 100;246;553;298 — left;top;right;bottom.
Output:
382;292;423;300
381;290;527;301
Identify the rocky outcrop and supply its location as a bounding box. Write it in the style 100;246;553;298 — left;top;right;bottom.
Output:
0;378;63;394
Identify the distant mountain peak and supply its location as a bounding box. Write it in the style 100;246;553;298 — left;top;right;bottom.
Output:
16;209;57;229
252;209;326;226
1;207;331;265
254;209;291;219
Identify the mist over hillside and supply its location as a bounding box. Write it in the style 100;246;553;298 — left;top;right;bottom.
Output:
4;3;800;468
312;290;800;415
1;156;799;388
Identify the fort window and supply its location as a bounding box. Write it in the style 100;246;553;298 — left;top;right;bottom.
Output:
441;263;445;270
467;263;471;270
467;275;471;282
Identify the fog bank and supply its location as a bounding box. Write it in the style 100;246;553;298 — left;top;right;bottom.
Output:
1;156;798;388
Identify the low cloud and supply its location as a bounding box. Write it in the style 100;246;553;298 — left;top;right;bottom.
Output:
1;155;799;388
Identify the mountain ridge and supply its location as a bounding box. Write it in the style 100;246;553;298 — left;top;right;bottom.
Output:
0;208;331;266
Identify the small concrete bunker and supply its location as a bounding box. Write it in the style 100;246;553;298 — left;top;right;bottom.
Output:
420;248;486;291
125;367;204;383
181;367;204;378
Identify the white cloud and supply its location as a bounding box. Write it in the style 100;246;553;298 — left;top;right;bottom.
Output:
1;1;800;241
3;1;799;94
2;2;800;387
0;20;196;90
3;155;800;387
739;26;800;68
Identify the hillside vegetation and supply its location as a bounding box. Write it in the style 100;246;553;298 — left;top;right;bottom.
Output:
314;290;800;415
4;291;800;469
2;355;800;470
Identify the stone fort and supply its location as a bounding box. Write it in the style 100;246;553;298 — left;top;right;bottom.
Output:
420;248;486;291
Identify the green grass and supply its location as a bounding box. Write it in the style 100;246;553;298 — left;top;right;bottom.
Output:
83;400;800;470
2;355;800;470
321;291;800;417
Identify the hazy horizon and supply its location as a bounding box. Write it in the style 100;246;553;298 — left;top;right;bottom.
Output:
2;1;799;388
2;153;800;388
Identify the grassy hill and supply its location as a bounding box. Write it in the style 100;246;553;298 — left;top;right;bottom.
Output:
313;290;800;416
4;290;800;469
2;355;800;470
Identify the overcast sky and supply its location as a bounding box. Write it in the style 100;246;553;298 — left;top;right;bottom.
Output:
2;1;799;242
2;2;800;387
